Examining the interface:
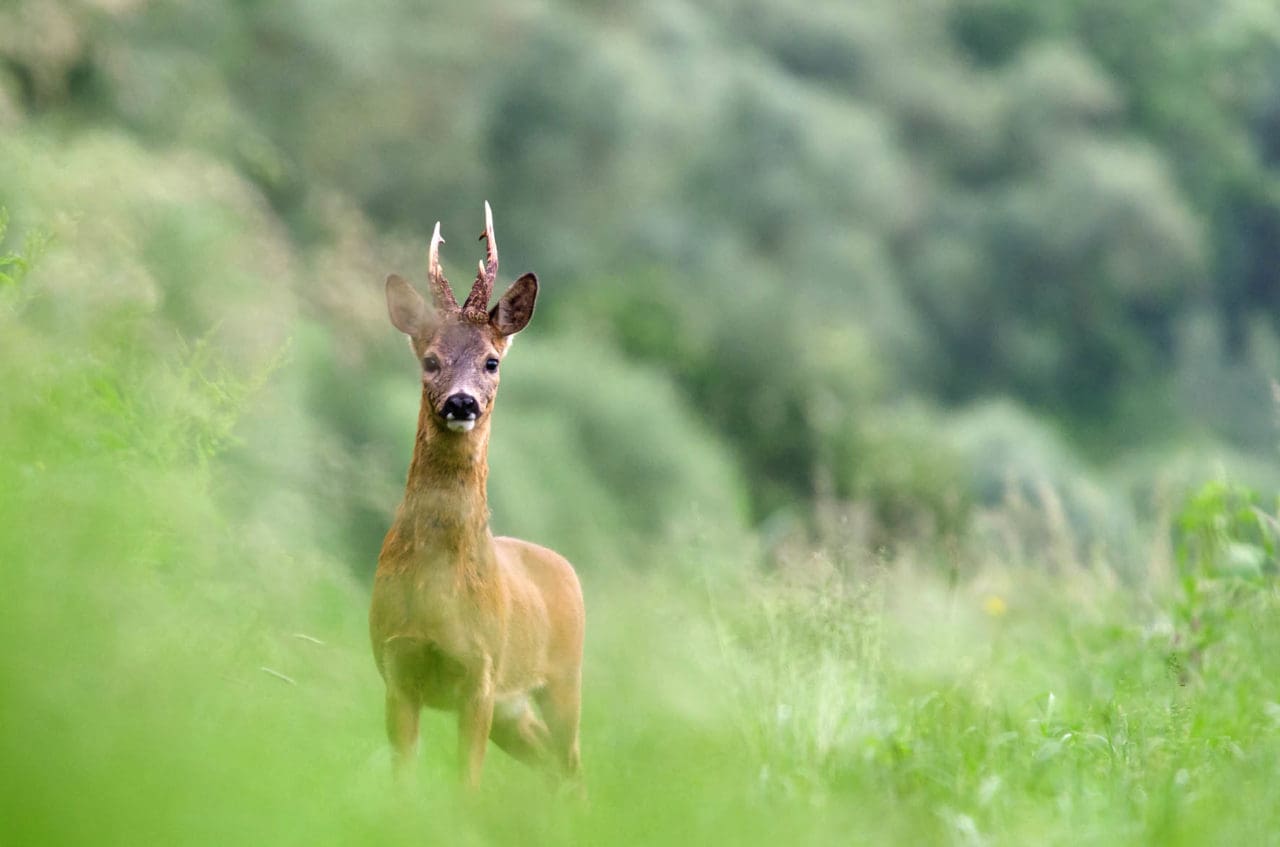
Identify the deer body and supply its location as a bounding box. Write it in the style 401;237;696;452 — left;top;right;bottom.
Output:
370;204;584;789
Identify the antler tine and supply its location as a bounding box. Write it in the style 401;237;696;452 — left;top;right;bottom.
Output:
463;200;498;316
426;221;459;313
482;200;498;282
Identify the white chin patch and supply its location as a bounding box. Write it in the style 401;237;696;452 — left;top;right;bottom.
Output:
445;419;477;433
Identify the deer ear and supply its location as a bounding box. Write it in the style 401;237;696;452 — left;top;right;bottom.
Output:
386;274;433;336
490;273;538;336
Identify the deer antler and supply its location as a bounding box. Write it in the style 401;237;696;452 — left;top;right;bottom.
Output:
427;221;459;313
462;201;498;319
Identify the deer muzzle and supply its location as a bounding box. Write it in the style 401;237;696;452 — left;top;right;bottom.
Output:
441;393;481;432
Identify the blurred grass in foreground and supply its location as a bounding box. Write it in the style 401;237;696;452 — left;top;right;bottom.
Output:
2;235;1279;846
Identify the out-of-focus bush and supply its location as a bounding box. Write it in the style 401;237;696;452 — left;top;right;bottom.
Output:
0;216;383;847
487;334;751;570
0;132;296;369
568;262;897;522
0;69;22;128
1171;478;1280;679
826;404;973;547
947;401;1138;572
1173;309;1280;451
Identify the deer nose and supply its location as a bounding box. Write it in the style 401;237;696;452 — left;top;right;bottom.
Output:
442;393;480;421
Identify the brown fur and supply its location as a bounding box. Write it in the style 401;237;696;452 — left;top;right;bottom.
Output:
370;210;585;791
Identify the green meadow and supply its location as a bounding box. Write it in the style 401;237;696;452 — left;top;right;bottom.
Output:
2;2;1279;844
4;210;1279;844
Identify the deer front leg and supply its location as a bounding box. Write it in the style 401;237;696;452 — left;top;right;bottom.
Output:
456;657;495;790
385;689;420;785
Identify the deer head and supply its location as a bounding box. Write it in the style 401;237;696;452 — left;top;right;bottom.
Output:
385;202;538;434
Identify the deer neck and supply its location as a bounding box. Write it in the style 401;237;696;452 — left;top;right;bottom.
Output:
393;387;495;575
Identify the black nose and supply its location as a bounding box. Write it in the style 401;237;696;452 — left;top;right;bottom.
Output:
442;393;479;420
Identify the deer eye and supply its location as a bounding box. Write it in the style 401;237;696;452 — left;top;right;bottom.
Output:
423;354;440;374
484;357;500;374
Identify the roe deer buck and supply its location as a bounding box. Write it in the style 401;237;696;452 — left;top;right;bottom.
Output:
370;203;585;790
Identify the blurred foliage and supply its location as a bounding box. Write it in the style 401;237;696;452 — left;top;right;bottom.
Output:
489;334;750;566
1172;479;1279;676
949;401;1139;568
1177;480;1278;581
0;0;1277;562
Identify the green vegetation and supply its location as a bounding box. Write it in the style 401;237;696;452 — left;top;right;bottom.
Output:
1;1;1278;844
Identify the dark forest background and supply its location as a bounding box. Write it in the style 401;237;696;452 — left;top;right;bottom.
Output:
4;0;1277;574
